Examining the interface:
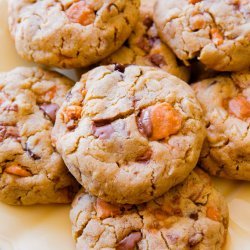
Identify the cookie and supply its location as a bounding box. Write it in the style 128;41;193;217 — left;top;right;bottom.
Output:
70;168;229;250
101;0;190;82
154;0;250;72
192;71;250;180
52;65;206;204
8;0;140;68
0;67;79;205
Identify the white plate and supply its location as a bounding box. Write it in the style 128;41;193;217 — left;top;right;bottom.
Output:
0;0;250;249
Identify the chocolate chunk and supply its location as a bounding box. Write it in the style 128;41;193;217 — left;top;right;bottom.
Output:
25;143;41;160
40;103;59;123
114;64;127;73
93;123;115;139
137;109;152;137
136;148;152;162
150;54;166;67
143;16;153;29
117;232;142;250
189;212;199;220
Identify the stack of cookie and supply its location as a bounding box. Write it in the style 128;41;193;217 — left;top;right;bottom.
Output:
2;0;250;249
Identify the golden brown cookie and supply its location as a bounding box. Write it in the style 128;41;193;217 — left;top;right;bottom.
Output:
52;65;206;204
8;0;140;68
70;169;229;250
193;71;250;180
154;0;250;71
0;67;79;205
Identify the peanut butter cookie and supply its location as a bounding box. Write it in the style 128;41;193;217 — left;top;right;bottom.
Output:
193;71;250;180
154;0;250;71
8;0;140;68
70;168;228;250
0;67;79;205
52;65;206;204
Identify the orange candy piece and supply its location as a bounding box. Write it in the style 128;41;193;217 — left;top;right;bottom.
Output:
63;105;82;123
65;1;96;26
150;103;182;140
206;206;220;221
95;198;122;219
4;165;32;177
228;95;250;119
189;0;202;4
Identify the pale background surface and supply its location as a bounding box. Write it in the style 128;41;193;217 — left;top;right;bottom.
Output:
0;0;250;249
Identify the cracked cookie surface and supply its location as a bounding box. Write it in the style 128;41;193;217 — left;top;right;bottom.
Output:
101;0;190;82
193;71;250;180
0;67;79;205
70;168;228;250
8;0;140;68
52;65;206;204
154;0;250;72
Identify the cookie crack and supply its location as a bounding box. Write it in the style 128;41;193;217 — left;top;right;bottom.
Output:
92;108;135;123
89;223;106;247
160;231;171;250
150;168;156;197
74;213;92;240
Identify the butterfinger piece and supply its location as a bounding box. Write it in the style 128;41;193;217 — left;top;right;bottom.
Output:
63;105;82;123
4;165;32;177
228;95;250;119
206;206;220;221
151;103;182;140
96;198;122;219
65;1;96;26
189;0;202;4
